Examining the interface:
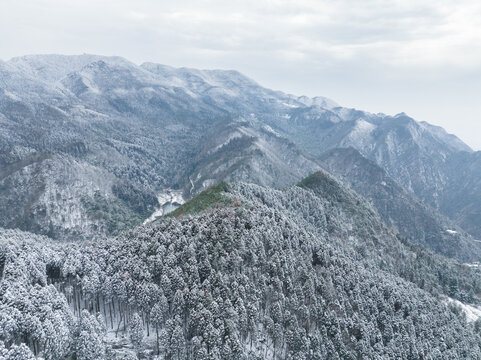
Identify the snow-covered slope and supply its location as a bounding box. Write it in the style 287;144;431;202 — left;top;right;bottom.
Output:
183;119;321;196
0;55;325;239
318;147;481;261
1;53;481;241
3;174;481;358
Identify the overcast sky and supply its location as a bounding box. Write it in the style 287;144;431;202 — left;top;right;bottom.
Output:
2;0;481;149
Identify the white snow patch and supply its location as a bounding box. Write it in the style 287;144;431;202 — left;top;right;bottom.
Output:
143;189;184;224
262;125;281;137
282;102;299;108
189;176;195;195
202;179;217;188
113;88;129;96
464;262;481;268
3;90;21;101
446;229;458;235
345;119;376;144
446;297;481;322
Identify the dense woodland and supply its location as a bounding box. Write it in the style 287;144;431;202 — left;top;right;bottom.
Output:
2;179;481;359
3;53;481;360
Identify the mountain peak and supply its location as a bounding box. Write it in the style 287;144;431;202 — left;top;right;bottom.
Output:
7;54;137;82
419;121;473;153
297;170;354;206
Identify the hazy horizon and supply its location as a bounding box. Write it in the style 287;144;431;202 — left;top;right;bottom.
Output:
2;0;480;149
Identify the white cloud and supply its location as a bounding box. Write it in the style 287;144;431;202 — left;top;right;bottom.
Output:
2;0;480;69
1;0;481;148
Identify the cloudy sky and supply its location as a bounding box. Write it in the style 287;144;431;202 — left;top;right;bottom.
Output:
2;0;481;149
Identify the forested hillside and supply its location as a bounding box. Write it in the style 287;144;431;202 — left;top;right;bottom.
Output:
2;54;481;360
0;55;319;240
2;54;481;243
2;177;481;359
318;147;481;262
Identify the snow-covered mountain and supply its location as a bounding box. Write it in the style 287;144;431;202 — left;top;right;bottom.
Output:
182;119;321;196
0;55;322;239
265;106;481;238
1;53;481;242
318;147;481;261
3;54;481;359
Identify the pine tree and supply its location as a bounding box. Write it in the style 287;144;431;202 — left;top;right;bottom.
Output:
129;312;144;353
74;310;106;360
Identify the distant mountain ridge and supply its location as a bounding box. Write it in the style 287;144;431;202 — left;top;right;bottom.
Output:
1;53;481;243
0;54;322;239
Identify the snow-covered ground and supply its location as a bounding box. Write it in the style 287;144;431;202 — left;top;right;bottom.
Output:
344;119;376;146
446;297;481;322
464;262;481;268
282;102;299;108
143;189;184;224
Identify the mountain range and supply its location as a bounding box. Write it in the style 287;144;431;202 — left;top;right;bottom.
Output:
1;54;481;359
2;55;481;250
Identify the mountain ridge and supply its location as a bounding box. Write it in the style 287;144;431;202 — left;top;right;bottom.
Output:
1;53;481;243
318;147;481;261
